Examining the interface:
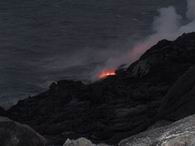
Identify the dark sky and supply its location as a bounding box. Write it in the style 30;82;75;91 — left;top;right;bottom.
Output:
0;0;186;108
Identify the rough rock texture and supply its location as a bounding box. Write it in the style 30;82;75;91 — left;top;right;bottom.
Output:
7;32;195;145
158;65;195;121
128;33;195;79
119;114;195;146
0;116;46;146
63;137;109;146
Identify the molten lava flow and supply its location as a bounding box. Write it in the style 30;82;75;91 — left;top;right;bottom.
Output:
98;69;116;79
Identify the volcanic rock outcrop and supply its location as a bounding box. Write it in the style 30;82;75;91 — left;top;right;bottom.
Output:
62;114;195;146
0;116;46;146
158;65;195;121
7;32;195;145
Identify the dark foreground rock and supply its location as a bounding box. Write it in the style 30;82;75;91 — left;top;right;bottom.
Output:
0;117;46;146
62;113;195;146
158;65;195;121
0;107;6;116
119;114;195;146
7;32;195;145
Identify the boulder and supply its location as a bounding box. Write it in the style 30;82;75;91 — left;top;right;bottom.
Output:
63;137;109;146
0;117;46;146
119;114;195;146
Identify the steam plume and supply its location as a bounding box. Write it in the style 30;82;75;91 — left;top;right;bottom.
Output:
98;0;195;78
129;0;195;62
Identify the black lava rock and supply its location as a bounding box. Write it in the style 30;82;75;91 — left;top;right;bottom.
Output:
7;32;195;145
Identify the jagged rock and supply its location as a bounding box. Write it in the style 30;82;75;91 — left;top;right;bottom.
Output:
0;117;46;146
119;114;195;146
128;33;195;79
63;137;109;146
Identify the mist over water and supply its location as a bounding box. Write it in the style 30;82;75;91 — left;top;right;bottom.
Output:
0;0;186;108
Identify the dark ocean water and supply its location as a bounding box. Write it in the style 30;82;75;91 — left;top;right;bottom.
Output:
0;0;186;108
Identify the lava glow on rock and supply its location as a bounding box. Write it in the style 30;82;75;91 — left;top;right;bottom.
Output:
98;69;116;79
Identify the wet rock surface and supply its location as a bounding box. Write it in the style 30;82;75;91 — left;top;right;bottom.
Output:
7;32;195;145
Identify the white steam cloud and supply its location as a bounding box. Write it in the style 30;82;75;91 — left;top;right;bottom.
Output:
186;0;195;20
97;0;195;78
128;0;195;62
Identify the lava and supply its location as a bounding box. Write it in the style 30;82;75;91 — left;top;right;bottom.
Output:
98;69;116;79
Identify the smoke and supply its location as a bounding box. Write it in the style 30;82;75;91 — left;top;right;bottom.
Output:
186;0;195;20
1;0;188;108
43;0;195;81
98;0;195;77
128;0;195;62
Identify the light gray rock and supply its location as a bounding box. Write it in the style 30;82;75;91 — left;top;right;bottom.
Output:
0;116;46;146
63;137;109;146
119;114;195;146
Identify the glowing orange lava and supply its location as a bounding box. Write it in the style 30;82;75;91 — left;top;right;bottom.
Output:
98;69;116;79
